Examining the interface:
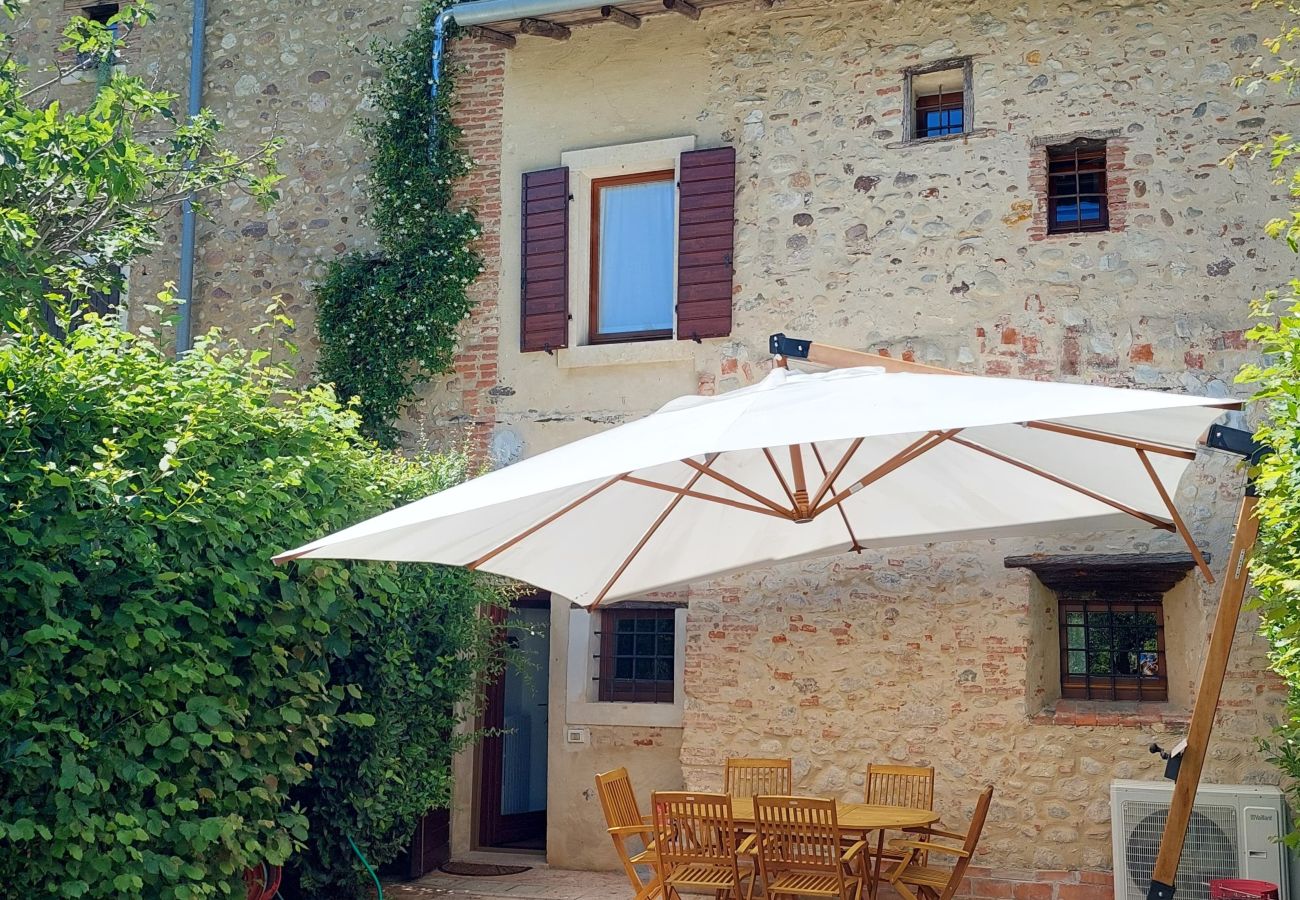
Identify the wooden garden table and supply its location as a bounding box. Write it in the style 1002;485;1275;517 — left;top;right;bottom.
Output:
729;797;940;900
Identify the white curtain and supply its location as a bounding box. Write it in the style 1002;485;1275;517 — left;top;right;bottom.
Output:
597;179;675;335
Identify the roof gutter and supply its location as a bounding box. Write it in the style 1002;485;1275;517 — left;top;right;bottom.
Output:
431;0;603;101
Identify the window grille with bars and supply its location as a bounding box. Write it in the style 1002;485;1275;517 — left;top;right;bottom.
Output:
1059;597;1167;701
1047;140;1110;234
597;608;675;703
915;90;965;138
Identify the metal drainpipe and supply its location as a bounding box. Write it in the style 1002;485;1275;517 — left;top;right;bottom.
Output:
176;0;206;355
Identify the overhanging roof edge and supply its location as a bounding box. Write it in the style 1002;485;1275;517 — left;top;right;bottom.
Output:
445;0;608;27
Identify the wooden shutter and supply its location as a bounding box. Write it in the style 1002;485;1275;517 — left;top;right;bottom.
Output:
520;167;569;353
676;146;736;341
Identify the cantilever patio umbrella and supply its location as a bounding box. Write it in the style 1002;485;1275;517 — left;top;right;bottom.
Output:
276;335;1260;900
277;339;1235;605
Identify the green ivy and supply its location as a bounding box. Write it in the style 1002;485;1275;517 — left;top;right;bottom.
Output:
0;313;504;898
315;1;482;446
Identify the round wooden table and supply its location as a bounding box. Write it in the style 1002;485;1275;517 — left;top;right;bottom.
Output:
729;798;939;900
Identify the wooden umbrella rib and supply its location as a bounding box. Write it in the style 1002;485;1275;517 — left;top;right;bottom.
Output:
468;474;625;570
809;437;864;511
763;447;797;506
1024;420;1197;460
1136;448;1215;583
810;443;863;552
682;457;792;516
590;466;711;608
811;430;960;517
949;436;1175;532
621;474;793;519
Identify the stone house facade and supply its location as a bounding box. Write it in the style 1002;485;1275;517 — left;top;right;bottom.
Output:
14;0;1297;891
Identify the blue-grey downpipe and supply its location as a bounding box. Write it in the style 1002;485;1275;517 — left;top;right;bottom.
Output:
176;0;206;354
431;9;451;105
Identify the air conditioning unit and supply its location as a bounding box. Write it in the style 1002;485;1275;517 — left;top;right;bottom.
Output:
1112;781;1289;900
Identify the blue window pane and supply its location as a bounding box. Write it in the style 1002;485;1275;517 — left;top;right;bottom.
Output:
597;179;675;336
1078;198;1103;223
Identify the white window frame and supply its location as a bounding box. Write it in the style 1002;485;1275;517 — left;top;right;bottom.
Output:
559;136;695;350
565;605;687;728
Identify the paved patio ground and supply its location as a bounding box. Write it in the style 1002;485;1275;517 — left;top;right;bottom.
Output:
382;866;630;899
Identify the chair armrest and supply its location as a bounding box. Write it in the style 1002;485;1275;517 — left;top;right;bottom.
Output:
737;834;759;855
887;839;969;858
609;824;656;836
906;826;963;841
841;840;869;863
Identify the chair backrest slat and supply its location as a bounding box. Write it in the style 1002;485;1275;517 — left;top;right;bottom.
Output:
596;766;643;829
754;795;843;874
940;785;995;900
864;763;934;811
652;790;740;869
724;757;793;797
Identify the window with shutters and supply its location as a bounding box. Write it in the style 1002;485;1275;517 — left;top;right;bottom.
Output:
597;608;676;703
521;137;734;356
589;170;676;344
903;58;972;142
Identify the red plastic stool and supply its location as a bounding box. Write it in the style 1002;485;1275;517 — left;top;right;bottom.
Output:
1210;880;1279;900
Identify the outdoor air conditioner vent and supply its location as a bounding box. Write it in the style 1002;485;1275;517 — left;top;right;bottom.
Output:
1111;781;1289;900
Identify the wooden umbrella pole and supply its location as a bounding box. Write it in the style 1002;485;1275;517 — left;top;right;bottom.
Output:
1147;492;1260;900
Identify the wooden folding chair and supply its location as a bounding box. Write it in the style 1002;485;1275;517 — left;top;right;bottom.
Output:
753;795;867;900
864;764;934;812
596;768;662;900
652;791;751;900
725;757;793;797
885;785;994;900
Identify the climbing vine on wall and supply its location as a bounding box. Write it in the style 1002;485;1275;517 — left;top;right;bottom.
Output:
315;1;481;446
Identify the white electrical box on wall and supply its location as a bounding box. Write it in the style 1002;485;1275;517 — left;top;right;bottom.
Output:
565;727;589;744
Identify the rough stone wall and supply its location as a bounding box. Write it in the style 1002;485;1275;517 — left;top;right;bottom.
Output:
464;0;1294;876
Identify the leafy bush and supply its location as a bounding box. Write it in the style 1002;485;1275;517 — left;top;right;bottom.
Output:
0;0;280;323
0;314;503;898
314;0;482;445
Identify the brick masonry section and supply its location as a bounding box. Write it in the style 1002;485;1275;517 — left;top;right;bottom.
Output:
448;39;506;463
955;868;1116;900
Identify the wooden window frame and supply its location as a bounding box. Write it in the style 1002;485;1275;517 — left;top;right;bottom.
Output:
1046;140;1110;235
915;90;965;139
597;607;676;704
1058;596;1167;702
588;169;676;345
902;57;974;143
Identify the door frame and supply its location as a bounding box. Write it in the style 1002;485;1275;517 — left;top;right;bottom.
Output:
477;590;551;849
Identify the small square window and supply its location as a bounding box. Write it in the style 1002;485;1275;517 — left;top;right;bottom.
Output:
598;608;676;703
1046;140;1110;234
589;170;676;345
904;59;972;142
1059;597;1166;701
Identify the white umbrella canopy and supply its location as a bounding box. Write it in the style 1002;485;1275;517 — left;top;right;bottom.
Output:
275;365;1237;606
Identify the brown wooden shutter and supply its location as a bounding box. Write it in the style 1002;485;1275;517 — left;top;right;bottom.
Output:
676;146;736;341
520;167;569;353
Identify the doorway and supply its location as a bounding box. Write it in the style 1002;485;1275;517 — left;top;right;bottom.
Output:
479;592;550;850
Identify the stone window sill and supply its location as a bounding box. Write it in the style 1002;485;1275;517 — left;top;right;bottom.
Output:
886;127;997;150
557;340;696;370
1031;699;1190;728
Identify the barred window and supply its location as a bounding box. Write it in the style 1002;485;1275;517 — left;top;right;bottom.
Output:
1059;598;1166;701
904;58;972;142
915;90;964;138
1047;141;1109;234
598;608;675;703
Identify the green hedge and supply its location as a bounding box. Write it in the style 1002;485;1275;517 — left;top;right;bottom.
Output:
0;316;503;898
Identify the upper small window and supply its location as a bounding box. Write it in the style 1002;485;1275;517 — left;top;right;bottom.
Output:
598;607;676;703
904;58;972;142
589;170;675;345
1047;140;1109;234
1059;597;1167;701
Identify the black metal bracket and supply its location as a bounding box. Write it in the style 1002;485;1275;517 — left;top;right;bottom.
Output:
1148;742;1184;781
769;333;812;359
1147;880;1176;900
1204;424;1266;496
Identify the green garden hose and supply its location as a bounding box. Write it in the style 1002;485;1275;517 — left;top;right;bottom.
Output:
347;834;383;900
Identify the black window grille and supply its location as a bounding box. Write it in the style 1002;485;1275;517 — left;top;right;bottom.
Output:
598;608;675;703
1059;597;1167;701
1047;141;1110;234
